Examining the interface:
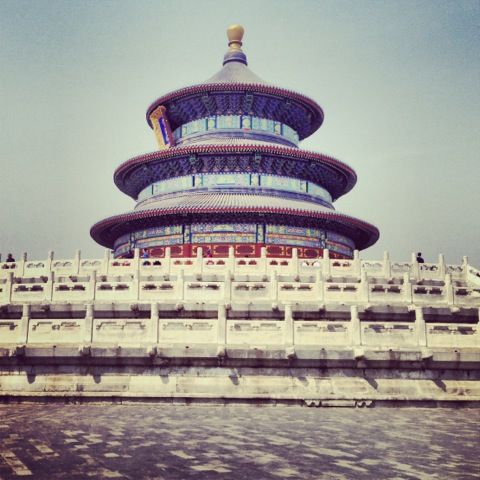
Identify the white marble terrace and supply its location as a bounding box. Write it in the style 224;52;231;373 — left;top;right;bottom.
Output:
0;247;479;351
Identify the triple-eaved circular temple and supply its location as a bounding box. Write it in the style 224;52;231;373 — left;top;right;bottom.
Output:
0;25;479;408
91;25;379;259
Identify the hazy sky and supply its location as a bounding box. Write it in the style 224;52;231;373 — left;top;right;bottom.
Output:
1;0;479;266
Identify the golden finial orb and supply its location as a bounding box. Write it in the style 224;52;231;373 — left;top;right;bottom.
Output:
227;24;244;51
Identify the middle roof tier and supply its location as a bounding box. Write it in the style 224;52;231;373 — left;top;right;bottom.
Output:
114;143;357;201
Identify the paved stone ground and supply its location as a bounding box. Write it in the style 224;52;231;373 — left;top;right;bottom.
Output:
0;404;479;479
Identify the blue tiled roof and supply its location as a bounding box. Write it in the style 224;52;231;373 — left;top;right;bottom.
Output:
204;61;268;85
134;191;333;214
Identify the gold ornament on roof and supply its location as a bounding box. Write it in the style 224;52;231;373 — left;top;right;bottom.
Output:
227;24;244;51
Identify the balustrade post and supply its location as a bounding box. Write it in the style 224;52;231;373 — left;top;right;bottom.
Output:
260;247;267;274
83;304;93;344
284;304;294;349
444;273;454;306
292;248;299;276
415;307;427;347
151;302;159;344
89;270;97;301
19;304;30;344
315;270;324;303
403;272;412;303
19;252;27;277
102;249;110;275
224;270;232;304
359;269;369;303
323;249;331;279
217;304;227;349
462;256;469;281
132;249;140;300
133;247;140;269
165;247;171;276
45;271;54;302
6;272;13;303
350;305;361;346
383;251;391;278
476;308;480;340
73;249;81;275
228;246;235;274
46;250;54;275
353;250;361;277
438;254;446;277
177;269;185;302
411;252;420;281
196;247;203;276
270;270;278;304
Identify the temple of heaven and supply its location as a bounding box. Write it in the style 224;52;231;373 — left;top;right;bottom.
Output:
91;25;379;259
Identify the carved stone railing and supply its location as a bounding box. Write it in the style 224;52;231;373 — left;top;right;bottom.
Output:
0;249;478;310
0;303;478;350
0;249;474;281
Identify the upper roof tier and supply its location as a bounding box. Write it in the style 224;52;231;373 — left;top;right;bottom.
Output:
146;25;324;141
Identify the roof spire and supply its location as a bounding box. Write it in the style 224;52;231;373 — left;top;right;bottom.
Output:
223;24;247;66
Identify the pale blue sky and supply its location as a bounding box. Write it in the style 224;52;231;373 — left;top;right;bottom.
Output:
1;0;479;265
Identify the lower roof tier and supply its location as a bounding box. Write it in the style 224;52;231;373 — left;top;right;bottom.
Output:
90;192;379;252
114;144;357;201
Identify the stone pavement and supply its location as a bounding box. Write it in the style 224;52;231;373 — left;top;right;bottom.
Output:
0;404;478;479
